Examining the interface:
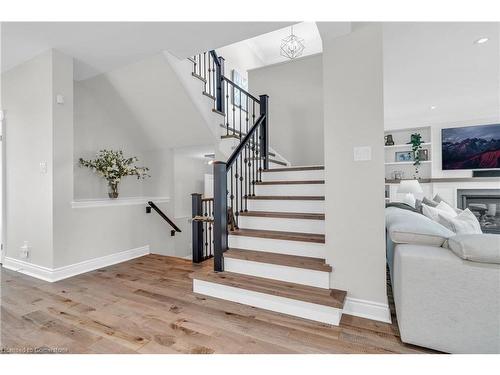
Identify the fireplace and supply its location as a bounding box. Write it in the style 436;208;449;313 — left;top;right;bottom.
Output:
457;189;500;234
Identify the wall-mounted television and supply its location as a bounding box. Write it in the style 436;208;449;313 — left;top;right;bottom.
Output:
442;123;500;170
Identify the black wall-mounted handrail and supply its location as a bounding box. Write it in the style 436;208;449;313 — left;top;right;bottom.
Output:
147;201;181;234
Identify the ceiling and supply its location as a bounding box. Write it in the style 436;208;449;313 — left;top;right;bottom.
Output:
1;22;292;80
245;22;323;66
383;22;500;128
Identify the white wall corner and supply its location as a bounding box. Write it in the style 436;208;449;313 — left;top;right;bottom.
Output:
342;296;392;323
2;245;150;282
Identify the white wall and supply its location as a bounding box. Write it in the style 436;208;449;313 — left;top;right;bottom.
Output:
2;49;214;270
321;24;388;311
249;54;324;165
2;50;55;268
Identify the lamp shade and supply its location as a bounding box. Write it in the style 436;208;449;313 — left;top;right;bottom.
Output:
397;180;423;194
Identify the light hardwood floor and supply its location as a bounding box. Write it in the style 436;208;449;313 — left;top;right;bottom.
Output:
0;255;438;354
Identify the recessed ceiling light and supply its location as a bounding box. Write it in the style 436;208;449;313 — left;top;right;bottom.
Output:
430;105;437;110
475;37;489;44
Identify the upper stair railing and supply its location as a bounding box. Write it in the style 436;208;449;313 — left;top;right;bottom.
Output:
190;50;269;272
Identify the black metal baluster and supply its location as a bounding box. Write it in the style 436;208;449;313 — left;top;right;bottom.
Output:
235;157;239;222
230;165;234;220
208;201;212;258
203;52;207;92
203;201;208;258
232;85;236;137
258;126;262;182
225;81;229;135
239;90;242;141
207;53;211;95
251;132;254;196
244;143;248;212
239;150;243;214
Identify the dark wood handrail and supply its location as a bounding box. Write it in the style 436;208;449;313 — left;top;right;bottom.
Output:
210;50;220;66
148;201;181;232
221;76;260;103
226;114;265;170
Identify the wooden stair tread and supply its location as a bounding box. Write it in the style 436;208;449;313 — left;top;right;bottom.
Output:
247;195;325;201
239;211;325;220
224;248;332;272
229;228;325;243
256;180;324;185
191;72;206;82
253;158;287;166
202;91;216;100
263;166;324;172
191;271;346;308
212;108;225;116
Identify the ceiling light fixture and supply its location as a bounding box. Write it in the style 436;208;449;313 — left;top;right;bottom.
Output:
474;37;489;44
280;26;305;60
430;105;437;110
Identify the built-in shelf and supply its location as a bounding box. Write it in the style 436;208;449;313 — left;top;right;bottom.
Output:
384;160;432;166
71;196;170;209
384;142;431;149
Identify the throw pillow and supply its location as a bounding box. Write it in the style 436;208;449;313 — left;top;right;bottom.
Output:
438;208;483;235
422;201;458;222
415;199;423;213
422;196;439;208
433;194;464;214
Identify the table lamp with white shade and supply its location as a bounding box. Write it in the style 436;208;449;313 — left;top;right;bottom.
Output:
397;180;423;208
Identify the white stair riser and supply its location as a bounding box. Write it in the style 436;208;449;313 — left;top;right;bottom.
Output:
228;235;325;258
193;279;342;325
247;199;324;213
224;258;330;288
262;170;324;182
238;216;325;234
255;184;324;196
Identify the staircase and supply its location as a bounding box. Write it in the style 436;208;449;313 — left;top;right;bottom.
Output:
188;51;347;326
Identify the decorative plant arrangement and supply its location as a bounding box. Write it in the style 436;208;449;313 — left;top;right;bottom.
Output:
410;133;423;179
79;150;150;198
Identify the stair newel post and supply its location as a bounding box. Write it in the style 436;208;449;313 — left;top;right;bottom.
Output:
213;161;228;272
215;55;225;114
259;94;269;170
191;193;204;263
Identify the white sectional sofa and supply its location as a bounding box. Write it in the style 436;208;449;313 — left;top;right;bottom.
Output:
385;207;500;354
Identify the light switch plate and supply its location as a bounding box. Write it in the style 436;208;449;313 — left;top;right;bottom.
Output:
40;162;48;174
56;94;64;104
353;146;372;161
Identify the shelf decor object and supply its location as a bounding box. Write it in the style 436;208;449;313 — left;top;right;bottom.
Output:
410;133;423;178
385;134;395;146
397;179;423;208
79;149;150;199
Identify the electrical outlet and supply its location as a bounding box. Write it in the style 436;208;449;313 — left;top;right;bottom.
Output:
20;241;30;259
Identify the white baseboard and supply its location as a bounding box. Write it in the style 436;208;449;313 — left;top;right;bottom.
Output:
342;296;392;323
2;245;150;282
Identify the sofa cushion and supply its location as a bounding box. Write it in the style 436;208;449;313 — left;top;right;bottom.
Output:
386;206;455;246
438;209;483;235
446;233;500;264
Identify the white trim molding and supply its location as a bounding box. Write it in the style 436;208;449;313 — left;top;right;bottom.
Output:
342;297;392;323
71;196;170;209
2;245;150;282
